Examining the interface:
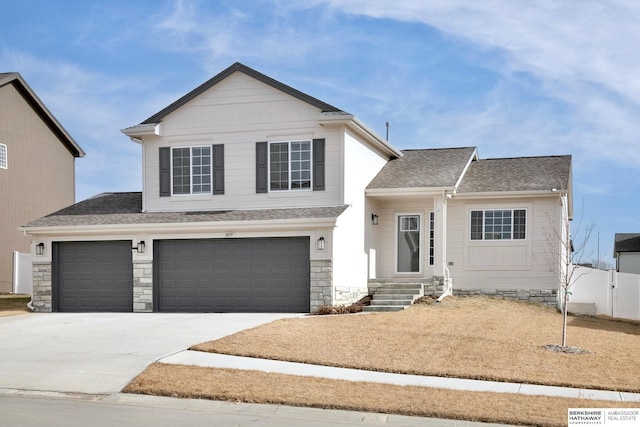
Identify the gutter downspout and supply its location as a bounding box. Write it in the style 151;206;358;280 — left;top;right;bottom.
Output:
437;191;453;302
21;231;36;311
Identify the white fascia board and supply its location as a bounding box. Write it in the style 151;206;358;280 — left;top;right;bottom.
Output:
453;190;562;200
317;113;401;158
454;147;479;190
120;123;161;137
19;217;339;237
366;187;453;197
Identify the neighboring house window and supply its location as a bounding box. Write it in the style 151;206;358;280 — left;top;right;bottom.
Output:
0;144;6;169
172;146;211;195
471;209;526;240
269;140;312;191
428;211;435;266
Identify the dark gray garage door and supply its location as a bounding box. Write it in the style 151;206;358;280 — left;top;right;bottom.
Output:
53;241;133;312
155;237;310;313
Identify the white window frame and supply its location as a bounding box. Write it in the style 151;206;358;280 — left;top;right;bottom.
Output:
428;211;435;266
0;143;6;169
395;213;423;274
170;145;212;196
268;140;312;192
470;208;527;241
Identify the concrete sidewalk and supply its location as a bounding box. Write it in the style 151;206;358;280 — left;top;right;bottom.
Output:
159;350;640;403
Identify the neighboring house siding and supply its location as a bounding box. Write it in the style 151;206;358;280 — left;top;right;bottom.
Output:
619;253;640;274
0;83;75;292
142;73;342;212
446;197;560;290
333;130;390;296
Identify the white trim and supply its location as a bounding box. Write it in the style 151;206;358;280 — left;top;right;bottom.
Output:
20;216;341;236
453;147;478;189
366;187;453;197
121;123;161;137
0;143;7;169
170;145;213;196
317;113;401;158
395;212;423;275
469;208;528;242
428;211;435;267
267;139;313;193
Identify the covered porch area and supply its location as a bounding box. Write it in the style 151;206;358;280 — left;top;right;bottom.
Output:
365;190;453;311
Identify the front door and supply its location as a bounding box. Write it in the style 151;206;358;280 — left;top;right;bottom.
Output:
397;214;421;273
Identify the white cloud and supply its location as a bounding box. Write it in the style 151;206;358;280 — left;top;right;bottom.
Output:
0;49;146;200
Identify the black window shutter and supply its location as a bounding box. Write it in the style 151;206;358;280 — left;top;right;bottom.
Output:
256;141;268;193
212;144;224;195
313;138;325;191
159;147;171;197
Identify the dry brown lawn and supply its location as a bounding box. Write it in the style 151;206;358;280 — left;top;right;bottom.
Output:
192;297;640;392
0;295;31;317
125;364;638;427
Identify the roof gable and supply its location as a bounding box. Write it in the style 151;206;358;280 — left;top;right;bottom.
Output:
457;155;572;193
367;147;477;190
0;72;84;158
140;62;344;125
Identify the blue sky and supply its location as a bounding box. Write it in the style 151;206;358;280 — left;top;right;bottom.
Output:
1;0;638;264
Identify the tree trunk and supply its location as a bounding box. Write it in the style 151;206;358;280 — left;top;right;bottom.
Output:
561;290;568;347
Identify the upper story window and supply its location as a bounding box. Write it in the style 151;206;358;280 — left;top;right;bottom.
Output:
159;144;223;197
471;209;526;240
269;140;311;191
0;144;7;169
172;146;211;195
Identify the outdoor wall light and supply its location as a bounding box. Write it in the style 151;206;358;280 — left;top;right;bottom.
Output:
316;237;325;251
135;241;145;253
36;242;45;255
371;214;379;225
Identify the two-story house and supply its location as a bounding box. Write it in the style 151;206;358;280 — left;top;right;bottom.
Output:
0;72;84;294
22;63;572;313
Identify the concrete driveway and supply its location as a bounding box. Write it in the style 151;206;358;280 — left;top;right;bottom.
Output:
0;312;297;395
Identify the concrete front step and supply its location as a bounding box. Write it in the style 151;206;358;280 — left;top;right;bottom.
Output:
364;281;425;312
376;289;422;295
370;299;414;306
362;305;405;312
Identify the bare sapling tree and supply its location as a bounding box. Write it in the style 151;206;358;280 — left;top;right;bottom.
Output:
545;193;595;348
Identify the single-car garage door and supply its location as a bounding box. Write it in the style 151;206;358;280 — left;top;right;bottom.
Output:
155;237;310;313
53;241;133;312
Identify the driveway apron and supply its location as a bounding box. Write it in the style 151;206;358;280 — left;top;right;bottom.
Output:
0;313;297;394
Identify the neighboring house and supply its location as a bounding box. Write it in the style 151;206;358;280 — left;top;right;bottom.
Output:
21;62;572;313
0;72;84;293
613;233;640;274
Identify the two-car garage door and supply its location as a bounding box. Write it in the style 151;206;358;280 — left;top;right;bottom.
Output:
154;237;310;313
53;237;310;313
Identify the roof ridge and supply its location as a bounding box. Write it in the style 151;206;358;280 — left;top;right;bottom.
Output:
140;62;344;125
480;154;571;161
401;146;476;152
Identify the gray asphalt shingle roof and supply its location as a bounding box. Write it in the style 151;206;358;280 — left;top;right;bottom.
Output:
614;234;640;253
367;147;477;189
457;155;572;193
24;193;349;228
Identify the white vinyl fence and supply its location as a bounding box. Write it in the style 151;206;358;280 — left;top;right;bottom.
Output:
12;251;32;295
570;266;640;321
